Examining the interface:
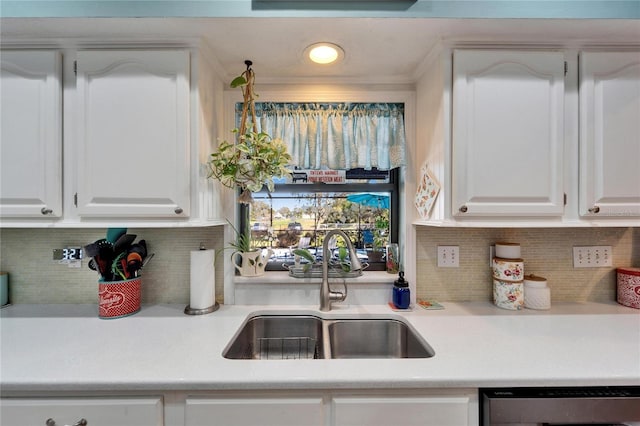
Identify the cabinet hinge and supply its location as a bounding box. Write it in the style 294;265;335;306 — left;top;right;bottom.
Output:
564;61;568;76
73;60;77;76
564;193;567;205
74;193;78;207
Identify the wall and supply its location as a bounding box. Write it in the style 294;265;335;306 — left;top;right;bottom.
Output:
2;1;638;19
2;226;637;306
0;227;224;304
416;226;639;303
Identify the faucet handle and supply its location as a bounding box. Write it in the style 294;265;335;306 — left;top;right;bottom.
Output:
329;290;347;303
329;281;348;303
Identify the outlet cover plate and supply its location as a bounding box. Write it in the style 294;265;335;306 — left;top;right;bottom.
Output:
573;246;612;268
437;245;459;268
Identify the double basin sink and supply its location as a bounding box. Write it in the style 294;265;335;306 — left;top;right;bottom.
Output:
223;314;435;360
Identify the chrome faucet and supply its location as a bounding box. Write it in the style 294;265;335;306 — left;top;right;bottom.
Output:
320;229;363;311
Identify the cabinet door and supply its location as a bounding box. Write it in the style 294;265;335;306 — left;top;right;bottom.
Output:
185;396;325;426
579;51;640;217
452;50;565;217
332;395;472;426
0;50;62;218
75;50;190;218
0;397;163;426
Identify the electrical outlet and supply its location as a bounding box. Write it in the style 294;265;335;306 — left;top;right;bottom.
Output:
437;246;459;267
573;246;613;268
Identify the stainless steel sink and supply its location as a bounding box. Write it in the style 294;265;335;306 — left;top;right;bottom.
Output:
328;319;434;359
223;314;435;360
223;315;324;359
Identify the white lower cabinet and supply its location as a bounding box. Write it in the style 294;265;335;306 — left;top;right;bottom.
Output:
183;390;477;426
185;395;325;426
0;396;164;426
332;394;473;426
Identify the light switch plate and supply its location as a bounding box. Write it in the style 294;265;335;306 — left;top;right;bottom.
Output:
573;246;612;268
437;246;459;268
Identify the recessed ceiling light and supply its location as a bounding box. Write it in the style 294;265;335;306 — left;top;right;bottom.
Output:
305;42;344;65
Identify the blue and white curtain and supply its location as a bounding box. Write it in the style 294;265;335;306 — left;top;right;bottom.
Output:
238;103;406;171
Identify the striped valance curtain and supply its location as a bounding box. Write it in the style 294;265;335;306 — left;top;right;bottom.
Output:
237;103;406;171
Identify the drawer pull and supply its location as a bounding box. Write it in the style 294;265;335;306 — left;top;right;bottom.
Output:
588;206;600;214
46;418;87;426
41;207;53;215
175;207;184;214
459;205;468;213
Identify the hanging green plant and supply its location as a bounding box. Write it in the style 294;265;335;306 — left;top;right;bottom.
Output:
208;60;292;204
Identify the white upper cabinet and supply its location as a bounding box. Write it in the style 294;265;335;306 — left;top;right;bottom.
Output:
0;50;62;218
451;50;565;217
75;50;191;218
579;51;640;218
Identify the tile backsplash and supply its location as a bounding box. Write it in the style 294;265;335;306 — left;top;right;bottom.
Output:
416;226;639;303
1;226;638;305
0;227;223;304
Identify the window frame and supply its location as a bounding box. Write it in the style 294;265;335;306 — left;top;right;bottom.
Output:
240;168;400;271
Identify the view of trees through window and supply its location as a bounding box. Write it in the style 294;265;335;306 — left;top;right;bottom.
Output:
249;192;391;270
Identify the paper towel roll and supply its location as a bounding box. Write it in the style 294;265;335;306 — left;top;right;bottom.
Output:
190;249;215;310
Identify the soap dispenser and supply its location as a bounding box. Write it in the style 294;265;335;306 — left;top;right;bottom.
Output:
392;271;410;309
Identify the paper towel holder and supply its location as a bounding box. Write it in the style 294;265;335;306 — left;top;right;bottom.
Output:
185;242;220;315
185;303;219;315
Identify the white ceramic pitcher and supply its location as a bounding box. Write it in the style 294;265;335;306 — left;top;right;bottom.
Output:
232;248;273;277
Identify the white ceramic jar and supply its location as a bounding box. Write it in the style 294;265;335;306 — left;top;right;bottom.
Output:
495;242;521;259
524;274;550;310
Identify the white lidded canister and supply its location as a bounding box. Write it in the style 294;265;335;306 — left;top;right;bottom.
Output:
495;242;521;259
524;274;550;310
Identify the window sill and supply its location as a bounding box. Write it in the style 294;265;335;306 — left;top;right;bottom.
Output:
233;271;396;305
234;270;397;285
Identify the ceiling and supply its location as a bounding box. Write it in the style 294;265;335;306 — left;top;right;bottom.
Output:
1;18;639;84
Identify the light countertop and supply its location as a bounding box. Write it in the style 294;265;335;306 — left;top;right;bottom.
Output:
1;301;639;393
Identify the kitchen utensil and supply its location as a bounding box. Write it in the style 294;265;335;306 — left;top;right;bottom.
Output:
113;233;136;255
141;252;154;268
84;241;111;279
112;252;128;280
106;227;127;244
83;242;99;258
126;252;143;277
88;258;98;271
127;240;147;259
96;239;115;281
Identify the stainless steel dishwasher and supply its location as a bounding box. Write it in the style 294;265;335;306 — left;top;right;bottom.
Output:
480;386;640;426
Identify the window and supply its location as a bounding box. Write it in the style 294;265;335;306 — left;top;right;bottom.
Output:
235;101;405;273
240;168;399;271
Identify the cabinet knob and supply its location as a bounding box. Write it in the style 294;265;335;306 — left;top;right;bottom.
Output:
41;207;53;215
459;205;468;213
588;206;600;214
45;418;87;426
174;207;183;214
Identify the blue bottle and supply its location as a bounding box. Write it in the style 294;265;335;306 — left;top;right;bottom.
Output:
392;271;410;309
